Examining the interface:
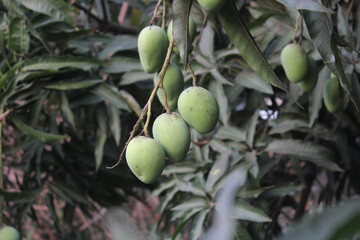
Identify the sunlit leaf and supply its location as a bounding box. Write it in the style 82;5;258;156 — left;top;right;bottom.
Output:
232;199;272;222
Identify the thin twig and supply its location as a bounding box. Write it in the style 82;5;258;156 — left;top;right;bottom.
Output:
162;0;167;30
106;38;175;169
151;0;163;25
187;63;197;86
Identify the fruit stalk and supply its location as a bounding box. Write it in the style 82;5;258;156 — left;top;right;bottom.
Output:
107;38;175;169
151;0;164;25
144;38;175;135
187;63;197;86
162;0;166;30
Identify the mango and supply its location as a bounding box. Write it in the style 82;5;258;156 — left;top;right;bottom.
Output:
152;113;191;163
126;136;165;184
154;64;184;110
0;226;20;240
281;43;309;83
198;0;226;12
178;86;219;134
299;55;318;92
167;18;197;54
138;26;168;73
323;75;343;113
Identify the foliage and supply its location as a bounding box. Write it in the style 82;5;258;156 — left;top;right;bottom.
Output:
0;0;360;239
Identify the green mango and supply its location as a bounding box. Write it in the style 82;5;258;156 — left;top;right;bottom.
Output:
126;136;165;184
0;226;20;240
152;113;191;163
154;64;184;110
299;55;318;92
198;0;227;12
323;76;343;113
281;43;309;83
138;26;168;73
178;86;219;134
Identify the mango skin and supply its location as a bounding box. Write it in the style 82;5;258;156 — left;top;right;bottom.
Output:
167;18;197;54
323;76;343;113
281;43;309;83
0;226;20;240
126;136;165;184
178;86;219;134
299;55;318;92
138;26;169;73
152;113;191;162
154;64;184;110
198;0;226;12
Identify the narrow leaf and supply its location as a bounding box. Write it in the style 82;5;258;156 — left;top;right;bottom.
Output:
265;139;343;172
106;104;121;146
276;0;333;13
12;116;67;142
8;17;29;54
218;0;287;91
171;198;207;211
172;0;193;66
95;107;107;171
236;71;274;94
23;56;100;71
45;79;103;90
232;199;272;222
92;83;131;111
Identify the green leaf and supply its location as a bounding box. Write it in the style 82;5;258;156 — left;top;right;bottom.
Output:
8;17;29;54
236;71;274;94
232;199;272;222
215;125;247;142
0;61;24;90
17;0;73;24
95;107;107;171
102;57;142;73
162;164;197;176
60;92;75;128
151;179;177;197
265;139;343;172
45;79;104;90
106;104;121;146
218;0;287;91
205;151;230;192
92;83;131;111
172;0;193;66
301;10;360;111
119;71;153;85
98;35;138;60
177;180;206;197
12;116;67;142
278;199;360;240
246;110;259;148
23;56;100;71
276;0;333;13
191;209;209;240
171;198;207;211
309;66;330;126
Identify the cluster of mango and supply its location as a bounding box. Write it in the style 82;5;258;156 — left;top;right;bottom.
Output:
126;16;219;184
281;43;344;113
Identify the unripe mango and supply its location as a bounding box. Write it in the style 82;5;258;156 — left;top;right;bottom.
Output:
281;43;309;83
138;26;168;73
167;18;197;54
299;55;318;92
152;113;191;163
126;136;165;184
178;86;219;134
198;0;226;12
0;226;20;240
323;75;343;113
154;64;184;110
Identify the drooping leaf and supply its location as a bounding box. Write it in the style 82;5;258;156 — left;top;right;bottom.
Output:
191;209;209;240
0;61;24;90
45;79;104;90
171;198;207;211
92;83;131;111
102;57;142;73
206;151;230;192
8;17;29;54
301;10;360;111
17;0;73;24
106;104;121;146
98;35;138;60
94;107;107;171
278;199;360;240
265;139;343;172
218;0;287;91
232;199;272;222
236;71;274;94
276;0;333;13
23;56;100;71
60;92;75;128
12;116;67;142
119;71;153;85
309;66;330;126
172;0;193;66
